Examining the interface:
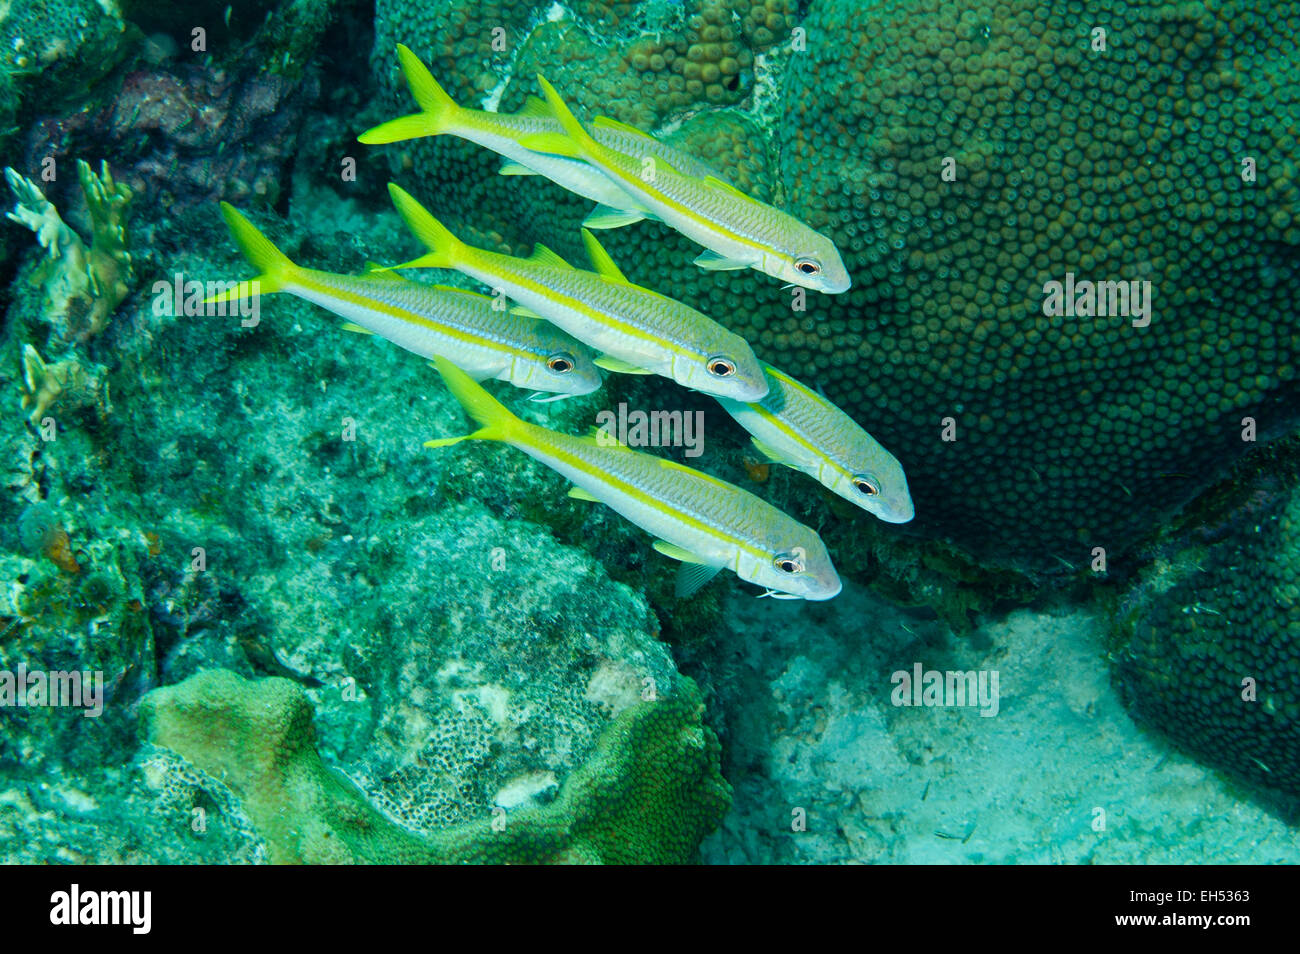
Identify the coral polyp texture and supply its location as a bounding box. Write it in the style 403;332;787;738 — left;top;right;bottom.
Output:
376;0;1300;573
1114;448;1300;799
766;0;1300;570
142;669;731;864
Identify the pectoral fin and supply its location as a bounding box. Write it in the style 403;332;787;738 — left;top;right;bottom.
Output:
567;486;601;502
652;541;723;597
693;249;755;271
676;563;723;597
340;322;375;335
498;160;540;176
593;354;653;374
583;206;648;230
750;436;795;466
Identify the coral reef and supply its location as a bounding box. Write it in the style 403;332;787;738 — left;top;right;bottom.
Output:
0;182;727;863
20;344;110;424
5;161;133;344
376;0;1300;575
1113;437;1300;800
141;668;730;864
18;64;322;225
0;0;130;156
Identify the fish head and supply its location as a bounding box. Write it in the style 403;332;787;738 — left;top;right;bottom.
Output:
513;339;604;396
826;447;915;524
770;232;852;293
676;339;770;401
742;529;842;600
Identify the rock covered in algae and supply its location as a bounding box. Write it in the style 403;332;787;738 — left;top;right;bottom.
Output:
141;668;731;864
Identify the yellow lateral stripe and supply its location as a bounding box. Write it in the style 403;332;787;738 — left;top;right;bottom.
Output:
750;402;833;467
465;247;697;362
295;271;535;361
535;78;766;255
751;366;850;466
593;150;767;257
533;430;770;564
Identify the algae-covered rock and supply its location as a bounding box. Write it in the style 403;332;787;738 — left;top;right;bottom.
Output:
141;668;730;864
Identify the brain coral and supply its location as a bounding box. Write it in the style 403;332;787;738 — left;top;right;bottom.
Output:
373;0;1300;575
1114;442;1300;799
141;669;731;864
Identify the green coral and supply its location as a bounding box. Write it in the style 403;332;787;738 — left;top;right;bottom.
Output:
141;669;731;864
1113;433;1300;798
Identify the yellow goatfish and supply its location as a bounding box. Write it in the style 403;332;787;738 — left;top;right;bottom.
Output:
387;183;769;402
426;356;842;600
518;77;852;294
715;364;914;524
210;203;602;398
359;45;720;226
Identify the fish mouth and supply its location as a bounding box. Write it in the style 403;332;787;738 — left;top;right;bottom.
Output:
878;501;915;524
806;576;843;600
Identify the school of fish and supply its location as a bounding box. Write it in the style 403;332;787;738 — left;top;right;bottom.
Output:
213;44;914;601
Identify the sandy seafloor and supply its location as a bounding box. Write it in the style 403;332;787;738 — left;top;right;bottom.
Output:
702;583;1300;864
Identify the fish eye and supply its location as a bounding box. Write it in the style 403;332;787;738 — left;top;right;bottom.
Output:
773;550;805;574
795;258;822;276
547;352;575;373
853;475;880;496
707;356;737;377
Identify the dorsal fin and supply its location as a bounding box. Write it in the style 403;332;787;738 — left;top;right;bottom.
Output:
529;244;572;269
517;95;552;118
592;114;659;141
580;229;628;283
703;175;760;203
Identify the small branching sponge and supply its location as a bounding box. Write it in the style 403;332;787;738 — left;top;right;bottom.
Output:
5;160;133;342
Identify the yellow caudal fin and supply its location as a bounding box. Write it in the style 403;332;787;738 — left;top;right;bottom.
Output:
208;202;296;303
516;76;591;158
357;44;460;144
387;183;466;269
424;355;519;446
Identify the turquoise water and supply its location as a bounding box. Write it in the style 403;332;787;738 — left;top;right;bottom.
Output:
1;0;1298;864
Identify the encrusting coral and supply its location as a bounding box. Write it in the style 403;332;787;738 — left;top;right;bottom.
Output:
141;669;732;864
5;160;134;344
